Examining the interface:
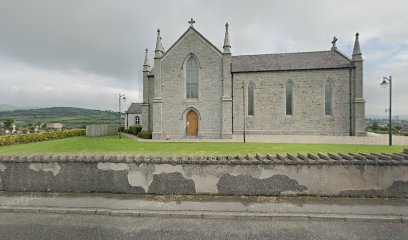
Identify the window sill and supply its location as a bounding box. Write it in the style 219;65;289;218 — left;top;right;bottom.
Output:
184;99;200;103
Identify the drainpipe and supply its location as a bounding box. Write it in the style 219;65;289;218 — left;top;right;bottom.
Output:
242;81;246;143
349;68;353;136
231;71;234;133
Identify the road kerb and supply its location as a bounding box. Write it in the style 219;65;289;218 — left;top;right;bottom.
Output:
0;205;406;223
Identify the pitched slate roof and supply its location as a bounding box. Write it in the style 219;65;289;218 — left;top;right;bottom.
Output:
231;50;353;73
125;103;142;114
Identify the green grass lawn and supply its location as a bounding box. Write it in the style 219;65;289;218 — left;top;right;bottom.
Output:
0;135;406;155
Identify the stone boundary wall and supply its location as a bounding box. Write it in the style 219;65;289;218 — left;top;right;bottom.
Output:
86;124;118;137
1;152;407;165
0;152;407;197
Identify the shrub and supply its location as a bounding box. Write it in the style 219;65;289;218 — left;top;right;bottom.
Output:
0;129;85;146
129;125;142;135
137;131;152;139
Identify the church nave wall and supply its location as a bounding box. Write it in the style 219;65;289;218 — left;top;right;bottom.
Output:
232;68;352;136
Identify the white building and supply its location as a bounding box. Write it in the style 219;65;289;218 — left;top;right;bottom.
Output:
125;103;142;129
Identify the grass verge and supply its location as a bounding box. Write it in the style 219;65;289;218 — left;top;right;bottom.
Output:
0;135;406;155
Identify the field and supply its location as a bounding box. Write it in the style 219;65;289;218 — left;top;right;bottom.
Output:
0;107;121;128
0;135;405;155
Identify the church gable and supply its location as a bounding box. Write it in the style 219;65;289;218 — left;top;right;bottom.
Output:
153;23;225;139
161;27;223;61
158;25;224;103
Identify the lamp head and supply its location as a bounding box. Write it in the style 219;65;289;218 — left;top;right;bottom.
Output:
380;79;389;88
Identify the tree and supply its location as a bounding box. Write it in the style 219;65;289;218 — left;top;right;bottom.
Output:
371;121;379;131
3;118;14;130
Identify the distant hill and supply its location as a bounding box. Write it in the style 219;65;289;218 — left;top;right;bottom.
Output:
366;115;408;120
0;104;18;112
0;107;121;127
0;104;38;112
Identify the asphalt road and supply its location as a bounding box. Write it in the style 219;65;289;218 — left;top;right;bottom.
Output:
0;212;406;240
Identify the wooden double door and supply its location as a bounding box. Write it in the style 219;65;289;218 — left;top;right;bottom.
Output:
186;111;198;136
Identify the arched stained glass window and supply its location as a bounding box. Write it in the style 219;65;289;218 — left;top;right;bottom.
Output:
186;56;199;99
135;116;140;125
325;80;333;115
286;81;293;115
248;82;254;116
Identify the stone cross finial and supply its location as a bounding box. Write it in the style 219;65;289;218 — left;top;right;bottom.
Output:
188;18;195;27
331;37;338;50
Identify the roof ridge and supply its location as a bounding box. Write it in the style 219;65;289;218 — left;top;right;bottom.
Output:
233;50;332;58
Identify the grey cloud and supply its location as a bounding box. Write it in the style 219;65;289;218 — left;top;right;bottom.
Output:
0;0;407;114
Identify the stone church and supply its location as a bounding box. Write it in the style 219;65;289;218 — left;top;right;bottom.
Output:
141;19;366;139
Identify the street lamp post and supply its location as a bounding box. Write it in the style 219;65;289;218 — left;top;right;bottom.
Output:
380;76;392;146
118;93;126;139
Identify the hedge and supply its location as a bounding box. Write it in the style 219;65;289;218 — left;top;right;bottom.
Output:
0;129;85;146
123;129;132;134
126;125;142;135
137;131;152;139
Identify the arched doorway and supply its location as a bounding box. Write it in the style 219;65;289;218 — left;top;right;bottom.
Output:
186;110;198;136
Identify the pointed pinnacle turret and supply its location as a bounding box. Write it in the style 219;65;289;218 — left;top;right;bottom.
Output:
159;36;165;52
223;22;231;54
154;28;164;59
143;48;150;72
352;32;363;61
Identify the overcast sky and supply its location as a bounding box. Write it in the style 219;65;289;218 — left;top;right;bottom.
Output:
0;0;407;116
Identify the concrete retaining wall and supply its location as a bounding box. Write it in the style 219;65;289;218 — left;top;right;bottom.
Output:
86;124;118;136
0;153;407;197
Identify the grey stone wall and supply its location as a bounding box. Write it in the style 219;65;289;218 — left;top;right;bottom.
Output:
141;69;149;132
148;75;154;132
233;69;352;135
86;124;118;137
0;152;407;197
